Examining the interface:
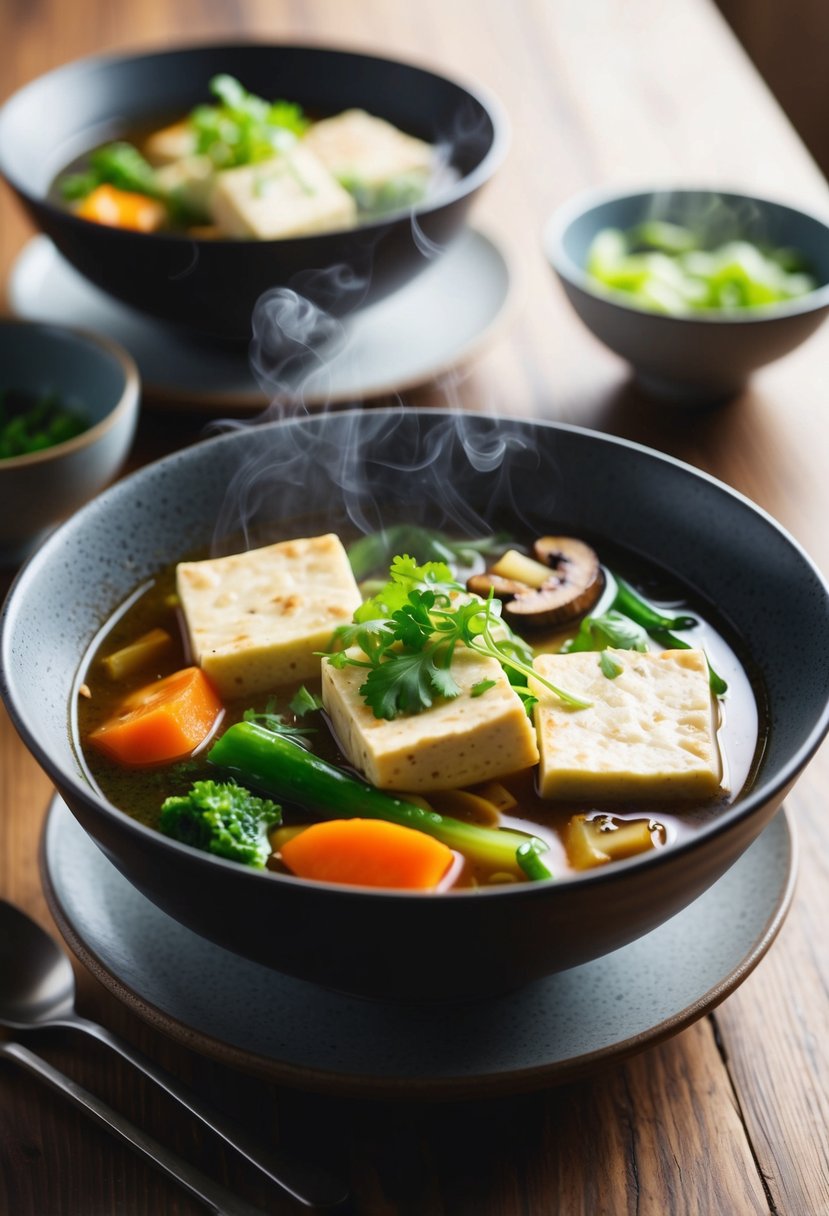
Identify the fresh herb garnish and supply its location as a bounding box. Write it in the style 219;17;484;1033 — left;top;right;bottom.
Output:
242;696;316;743
347;527;508;582
190;74;308;169
288;685;324;717
565;610;649;654
471;678;497;698
325;556;589;720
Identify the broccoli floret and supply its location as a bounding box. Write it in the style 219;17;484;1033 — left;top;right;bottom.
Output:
160;779;281;868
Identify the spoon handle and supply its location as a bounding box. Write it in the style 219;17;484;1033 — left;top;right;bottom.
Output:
0;1040;265;1216
62;1013;347;1211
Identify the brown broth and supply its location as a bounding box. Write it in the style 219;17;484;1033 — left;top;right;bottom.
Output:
74;533;766;888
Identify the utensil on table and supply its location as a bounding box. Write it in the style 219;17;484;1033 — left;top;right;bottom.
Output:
0;899;348;1211
0;1039;265;1216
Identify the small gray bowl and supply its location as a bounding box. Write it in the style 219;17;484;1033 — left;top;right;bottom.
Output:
544;186;829;404
0;319;139;565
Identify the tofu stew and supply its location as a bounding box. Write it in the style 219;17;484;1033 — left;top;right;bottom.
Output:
53;75;448;239
75;525;765;892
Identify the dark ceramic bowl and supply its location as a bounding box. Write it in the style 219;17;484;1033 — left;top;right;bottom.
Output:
2;409;828;1001
0;319;139;566
545;187;829;403
0;43;507;341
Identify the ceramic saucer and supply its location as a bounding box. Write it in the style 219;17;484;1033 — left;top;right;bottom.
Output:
41;796;796;1099
10;229;512;414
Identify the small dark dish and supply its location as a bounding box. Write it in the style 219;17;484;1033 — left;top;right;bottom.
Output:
0;44;507;341
0;319;139;566
545;187;829;403
2;409;828;1001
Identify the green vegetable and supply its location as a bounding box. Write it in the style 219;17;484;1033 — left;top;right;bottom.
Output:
288;685;324;717
208;721;547;873
611;576;697;632
0;390;88;459
586;223;816;315
326;555;589;719
598;652;624;680
470;678;497;698
190;74;308;169
60;141;161;202
568;574;727;694
159;779;281;867
346;526;507;582
242;698;315;741
516;840;554;881
565;610;649;654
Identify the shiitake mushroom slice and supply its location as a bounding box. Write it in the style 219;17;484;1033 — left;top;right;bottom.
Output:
467;536;603;629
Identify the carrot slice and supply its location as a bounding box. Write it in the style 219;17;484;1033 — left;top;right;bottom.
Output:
280;818;454;890
88;667;223;767
76;184;166;232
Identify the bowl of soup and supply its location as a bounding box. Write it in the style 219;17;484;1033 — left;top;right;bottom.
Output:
2;409;828;1001
0;44;507;341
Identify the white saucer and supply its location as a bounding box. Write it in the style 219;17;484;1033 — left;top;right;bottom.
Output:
41;795;796;1099
10;230;512;414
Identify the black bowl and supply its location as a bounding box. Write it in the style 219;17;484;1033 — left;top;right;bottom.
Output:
0;44;507;341
3;409;828;1001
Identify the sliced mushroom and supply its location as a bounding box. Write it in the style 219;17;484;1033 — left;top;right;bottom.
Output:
466;572;530;601
467;536;604;629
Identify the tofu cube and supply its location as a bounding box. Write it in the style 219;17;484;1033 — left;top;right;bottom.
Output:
210;147;357;239
176;535;362;699
531;649;722;800
303;109;434;191
154;155;217;220
322;648;540;793
142;120;198;167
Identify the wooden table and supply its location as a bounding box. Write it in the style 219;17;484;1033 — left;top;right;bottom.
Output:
2;1;829;1212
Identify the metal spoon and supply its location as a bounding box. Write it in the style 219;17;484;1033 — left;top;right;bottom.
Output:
0;1040;265;1216
0;900;348;1211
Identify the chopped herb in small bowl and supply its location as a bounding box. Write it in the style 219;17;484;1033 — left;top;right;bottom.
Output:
0;389;89;460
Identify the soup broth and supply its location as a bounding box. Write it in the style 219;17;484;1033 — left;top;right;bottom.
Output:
74;524;766;891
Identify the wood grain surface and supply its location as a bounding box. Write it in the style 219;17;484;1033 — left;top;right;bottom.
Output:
2;1;829;1214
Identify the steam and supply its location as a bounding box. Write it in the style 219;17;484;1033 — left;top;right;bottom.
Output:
205;95;515;552
209;403;545;558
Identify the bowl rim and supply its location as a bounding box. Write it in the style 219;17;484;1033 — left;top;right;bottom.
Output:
543;183;829;324
0;38;510;247
3;408;829;902
0;318;140;468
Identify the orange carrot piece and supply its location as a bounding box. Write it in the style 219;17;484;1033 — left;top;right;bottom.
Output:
88;667;223;767
280;818;454;890
76;184;166;232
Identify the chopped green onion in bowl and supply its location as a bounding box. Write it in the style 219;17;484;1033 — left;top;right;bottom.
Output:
0;389;89;460
586;223;817;316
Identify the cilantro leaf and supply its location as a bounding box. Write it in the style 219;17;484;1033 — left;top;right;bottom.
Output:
471;679;497;698
289;686;323;717
323;557;590;719
347;527;508;581
565;610;649;654
360;650;460;719
242;699;315;744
